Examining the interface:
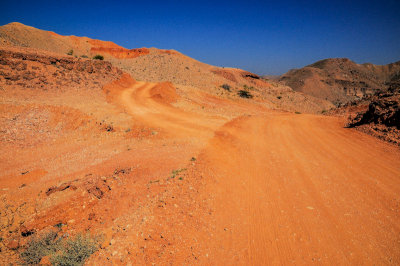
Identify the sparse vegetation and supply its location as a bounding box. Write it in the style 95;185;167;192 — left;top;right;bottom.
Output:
80;55;88;58
243;84;254;90
238;90;253;98
170;168;186;179
67;49;73;56
19;231;99;266
93;54;104;60
19;231;60;265
295;111;301;114
277;96;282;99
221;84;231;91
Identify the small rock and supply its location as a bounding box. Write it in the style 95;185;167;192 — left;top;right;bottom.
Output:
39;256;51;265
7;239;19;250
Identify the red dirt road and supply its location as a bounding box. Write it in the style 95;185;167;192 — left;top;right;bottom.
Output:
2;76;399;264
116;82;400;264
195;114;400;264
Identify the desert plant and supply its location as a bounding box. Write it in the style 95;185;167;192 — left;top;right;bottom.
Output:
19;232;99;266
20;231;61;265
51;234;98;266
238;90;253;98
93;54;104;60
80;55;88;58
277;96;282;99
295;111;301;114
221;84;231;91
67;49;73;56
170;168;186;179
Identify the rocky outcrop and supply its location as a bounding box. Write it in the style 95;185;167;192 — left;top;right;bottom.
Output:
348;87;399;128
347;87;400;145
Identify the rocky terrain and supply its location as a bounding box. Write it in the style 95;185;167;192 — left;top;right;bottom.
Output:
330;86;400;145
0;22;333;114
280;58;400;106
0;23;399;265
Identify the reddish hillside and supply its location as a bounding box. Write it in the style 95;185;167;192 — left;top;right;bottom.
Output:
0;22;334;113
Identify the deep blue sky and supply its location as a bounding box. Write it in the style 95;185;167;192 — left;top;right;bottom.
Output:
2;0;400;75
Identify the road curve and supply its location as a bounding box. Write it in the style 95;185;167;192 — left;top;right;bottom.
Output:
119;81;225;138
119;81;400;264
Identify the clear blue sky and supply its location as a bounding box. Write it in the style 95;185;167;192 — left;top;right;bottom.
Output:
2;0;400;75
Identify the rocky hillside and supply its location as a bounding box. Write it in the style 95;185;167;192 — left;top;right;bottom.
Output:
0;22;334;113
280;58;400;106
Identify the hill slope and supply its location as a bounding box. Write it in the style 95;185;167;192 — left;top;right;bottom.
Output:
0;22;333;113
280;58;400;105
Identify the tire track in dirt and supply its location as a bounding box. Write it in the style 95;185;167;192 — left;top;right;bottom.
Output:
195;114;400;265
119;81;226;139
116;80;400;264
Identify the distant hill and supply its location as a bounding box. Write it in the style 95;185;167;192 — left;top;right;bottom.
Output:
279;58;400;106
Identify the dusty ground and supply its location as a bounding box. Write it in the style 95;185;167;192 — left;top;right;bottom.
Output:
0;41;399;265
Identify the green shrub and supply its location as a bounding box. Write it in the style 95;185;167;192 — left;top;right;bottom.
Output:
67;49;73;56
80;55;88;58
51;234;98;266
20;231;61;265
170;168;186;179
20;232;98;266
238;90;253;98
243;84;254;91
295;111;301;114
93;55;104;60
221;84;231;91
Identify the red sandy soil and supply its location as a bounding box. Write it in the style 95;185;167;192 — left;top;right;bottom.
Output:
1;42;399;264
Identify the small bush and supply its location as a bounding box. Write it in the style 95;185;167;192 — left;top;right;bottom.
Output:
80;55;88;58
243;84;255;91
277;96;282;99
67;49;73;56
93;55;104;60
20;231;61;265
20;232;98;266
221;84;231;91
238;90;253;98
295;111;301;114
170;168;186;179
51;234;98;266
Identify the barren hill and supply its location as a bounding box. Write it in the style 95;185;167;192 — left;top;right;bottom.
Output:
0;22;333;113
1;24;399;265
280;58;400;106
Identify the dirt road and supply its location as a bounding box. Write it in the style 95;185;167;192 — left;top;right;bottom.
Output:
197;114;400;264
3;77;398;264
117;82;400;264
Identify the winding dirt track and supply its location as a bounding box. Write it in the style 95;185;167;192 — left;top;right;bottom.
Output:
119;82;400;264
